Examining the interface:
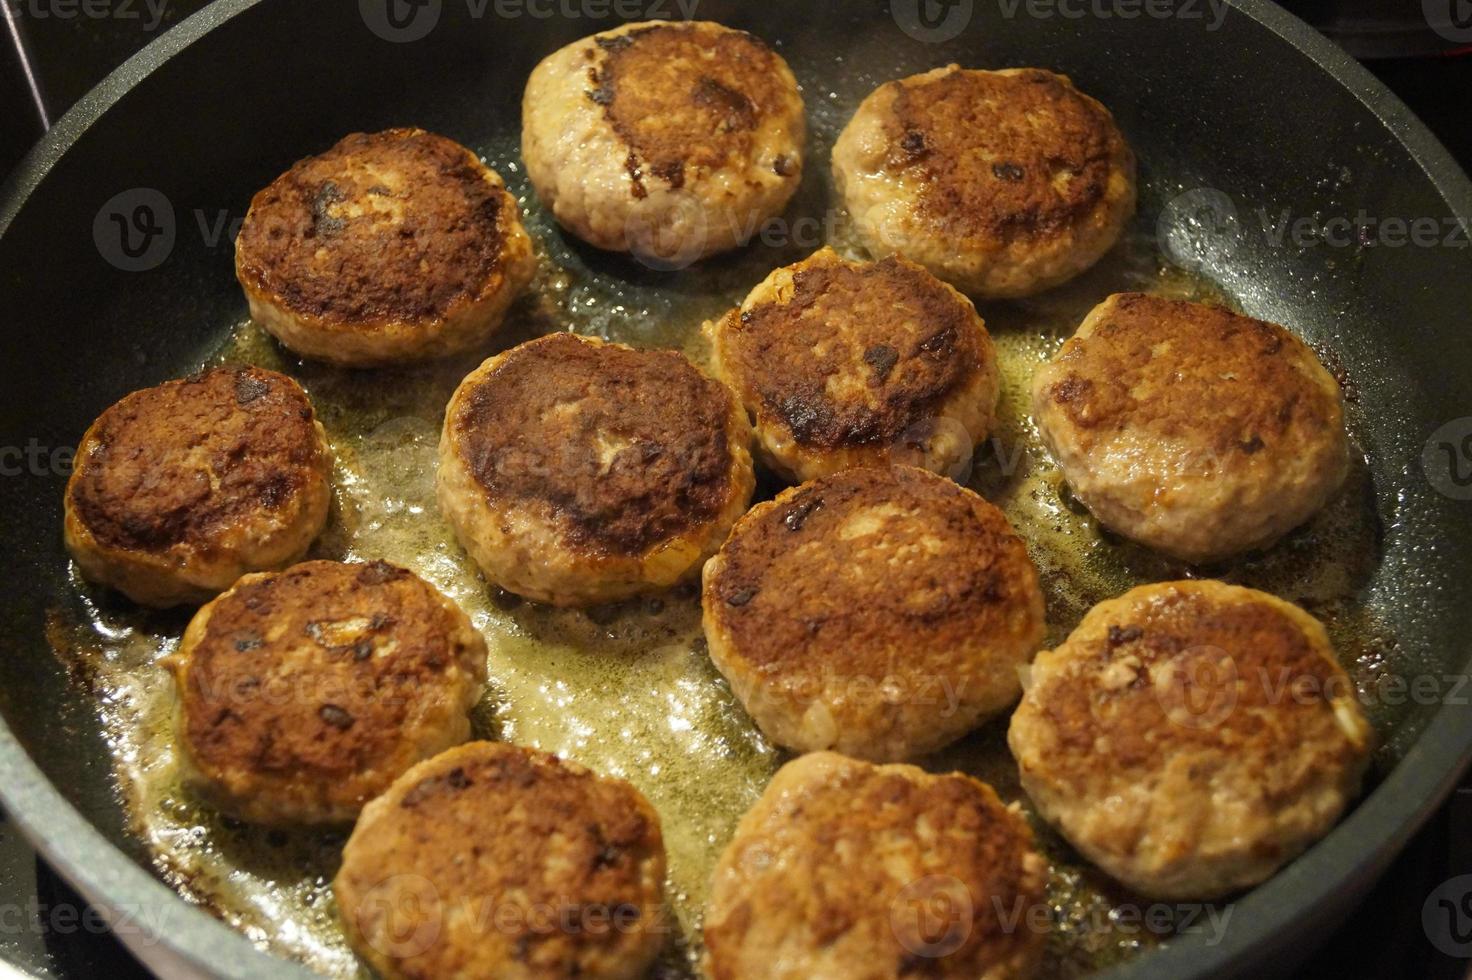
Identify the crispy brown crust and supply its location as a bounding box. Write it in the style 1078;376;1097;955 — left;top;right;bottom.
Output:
882;68;1129;243
706;466;1039;677
449;333;737;557
235;128;515;323
67;367;326;554
178;560;482;785
336;742;665;978
705;753;1045;980
717;253;989;450
1024;583;1363;790
588;23;794;197
1039;293;1342;457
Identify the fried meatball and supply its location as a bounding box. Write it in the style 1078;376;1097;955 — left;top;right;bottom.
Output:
167;560;485;825
705;752;1046;980
63;367;332;608
1032;293;1351;564
702;466;1044;761
334;741;666;980
832;66;1136;298
1008;580;1372;900
521;21;805;265
438;332;755;605
235;128;536;366
705;247;999;483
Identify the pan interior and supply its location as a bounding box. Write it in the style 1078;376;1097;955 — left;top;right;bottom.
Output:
3;1;1470;978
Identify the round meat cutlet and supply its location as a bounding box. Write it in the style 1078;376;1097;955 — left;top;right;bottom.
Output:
234;128;535;366
702;466;1045;762
63;367;332;608
705;752;1047;980
1008;580;1372;900
334;741;667;980
832;66;1136;298
437;332;755;606
167;560;486;826
705;247;999;483
521;21;805;264
1031;293;1351;564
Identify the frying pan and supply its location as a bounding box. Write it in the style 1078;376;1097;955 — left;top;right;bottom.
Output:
1;0;1470;976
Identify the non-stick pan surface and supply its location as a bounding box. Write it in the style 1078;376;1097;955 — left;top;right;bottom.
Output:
1;1;1470;977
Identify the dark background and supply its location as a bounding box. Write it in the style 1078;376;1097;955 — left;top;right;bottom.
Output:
0;0;1469;977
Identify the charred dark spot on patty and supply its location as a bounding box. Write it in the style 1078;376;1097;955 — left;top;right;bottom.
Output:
863;344;900;382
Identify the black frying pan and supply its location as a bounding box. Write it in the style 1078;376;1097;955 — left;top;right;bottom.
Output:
1;1;1471;977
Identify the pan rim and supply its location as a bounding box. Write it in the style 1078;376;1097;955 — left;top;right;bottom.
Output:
0;1;1469;977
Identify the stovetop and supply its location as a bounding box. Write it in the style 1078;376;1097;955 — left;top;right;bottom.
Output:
1;2;1469;977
